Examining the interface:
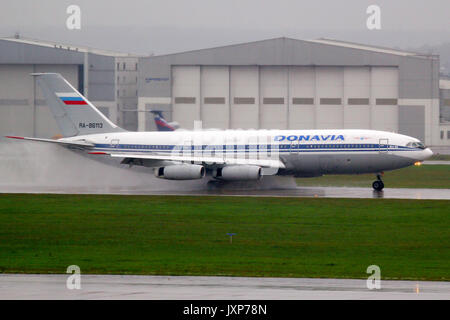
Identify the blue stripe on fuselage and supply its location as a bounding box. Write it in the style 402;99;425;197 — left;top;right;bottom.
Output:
91;143;419;153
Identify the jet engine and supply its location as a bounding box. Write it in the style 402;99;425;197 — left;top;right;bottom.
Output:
213;165;262;181
155;164;205;180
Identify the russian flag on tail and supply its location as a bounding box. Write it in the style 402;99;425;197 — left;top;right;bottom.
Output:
56;92;87;105
155;115;176;131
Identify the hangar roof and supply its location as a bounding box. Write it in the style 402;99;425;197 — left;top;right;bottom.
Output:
148;37;436;61
309;38;434;58
0;36;139;57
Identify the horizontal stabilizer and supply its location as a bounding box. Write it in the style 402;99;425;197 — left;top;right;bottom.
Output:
5;136;94;148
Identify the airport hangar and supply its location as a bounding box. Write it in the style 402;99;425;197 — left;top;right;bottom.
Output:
0;37;141;138
0;36;449;148
138;37;450;148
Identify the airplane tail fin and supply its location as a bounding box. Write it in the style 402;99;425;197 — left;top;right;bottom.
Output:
151;110;178;131
33;73;125;137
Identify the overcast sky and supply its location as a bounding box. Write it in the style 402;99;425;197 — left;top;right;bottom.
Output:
1;0;449;55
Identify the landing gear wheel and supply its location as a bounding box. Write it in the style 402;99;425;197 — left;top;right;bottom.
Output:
372;180;384;191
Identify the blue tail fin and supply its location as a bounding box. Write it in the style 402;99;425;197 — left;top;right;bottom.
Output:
151;111;177;131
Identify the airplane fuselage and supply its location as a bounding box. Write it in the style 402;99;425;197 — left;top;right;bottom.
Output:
64;128;432;178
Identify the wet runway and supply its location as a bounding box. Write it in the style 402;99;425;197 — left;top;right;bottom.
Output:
167;186;450;200
1;185;450;200
0;139;449;200
0;274;448;300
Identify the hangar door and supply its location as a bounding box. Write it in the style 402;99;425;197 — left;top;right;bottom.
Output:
172;66;201;129
398;105;425;142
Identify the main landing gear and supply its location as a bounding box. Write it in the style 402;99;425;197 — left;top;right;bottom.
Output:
372;173;384;191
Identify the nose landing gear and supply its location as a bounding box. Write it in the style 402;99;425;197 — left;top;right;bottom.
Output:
372;173;384;191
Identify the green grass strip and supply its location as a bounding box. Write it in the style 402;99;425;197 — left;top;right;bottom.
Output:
297;165;450;188
0;194;448;280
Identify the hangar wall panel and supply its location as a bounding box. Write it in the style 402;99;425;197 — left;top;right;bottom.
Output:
344;67;371;128
260;66;287;129
371;67;398;132
398;105;425;142
371;67;398;99
87;53;115;101
316;67;343;98
172;66;200;129
372;105;398;132
230;66;259;129
344;106;371;129
344;67;370;99
316;67;344;129
0;64;34;136
288;67;315;129
201;66;229;129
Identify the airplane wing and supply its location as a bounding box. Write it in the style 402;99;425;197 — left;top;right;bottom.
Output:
5;136;94;149
6;135;284;169
89;151;285;169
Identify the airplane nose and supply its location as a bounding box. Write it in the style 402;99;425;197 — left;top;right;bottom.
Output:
414;148;433;162
421;148;433;160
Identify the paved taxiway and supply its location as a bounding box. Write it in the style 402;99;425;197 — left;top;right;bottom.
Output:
0;274;448;300
122;186;450;200
1;185;450;200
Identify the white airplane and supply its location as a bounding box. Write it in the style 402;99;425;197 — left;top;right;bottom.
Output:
6;73;433;191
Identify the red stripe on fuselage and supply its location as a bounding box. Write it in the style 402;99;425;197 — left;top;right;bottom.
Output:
63;100;88;105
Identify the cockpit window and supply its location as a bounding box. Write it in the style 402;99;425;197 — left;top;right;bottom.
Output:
406;141;426;149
